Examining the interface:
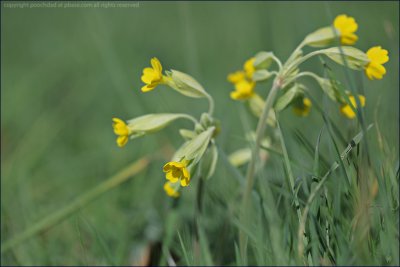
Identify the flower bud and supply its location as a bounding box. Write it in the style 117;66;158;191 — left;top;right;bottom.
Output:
166;70;207;98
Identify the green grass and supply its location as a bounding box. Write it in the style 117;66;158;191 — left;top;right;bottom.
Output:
1;1;399;266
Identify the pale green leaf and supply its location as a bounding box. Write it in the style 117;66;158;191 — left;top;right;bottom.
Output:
304;26;338;47
127;113;192;135
320;46;369;70
252;70;273;82
274;84;303;112
173;127;215;165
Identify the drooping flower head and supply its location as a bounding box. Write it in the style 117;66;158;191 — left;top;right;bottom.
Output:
340;95;366;119
112;118;131;147
141;57;164;92
293;97;312;117
163;159;191;187
333;14;358;45
163;181;180;198
365;46;389;80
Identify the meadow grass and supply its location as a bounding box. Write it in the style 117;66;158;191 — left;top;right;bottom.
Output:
1;1;399;265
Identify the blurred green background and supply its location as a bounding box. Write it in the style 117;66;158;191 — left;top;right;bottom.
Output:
1;1;398;265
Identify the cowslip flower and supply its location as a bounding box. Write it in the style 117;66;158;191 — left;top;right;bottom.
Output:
163;159;191;187
365;46;389;80
333;14;358;45
293;97;312;117
228;57;257;100
141;57;165;92
230;80;256;100
340;95;366;119
163;182;180;198
112;118;131;147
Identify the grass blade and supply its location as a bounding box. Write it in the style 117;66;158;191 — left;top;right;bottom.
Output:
1;157;149;254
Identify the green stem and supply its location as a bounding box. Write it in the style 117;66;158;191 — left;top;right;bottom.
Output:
276;117;302;222
182;114;200;125
295;71;322;81
205;92;215;115
272;55;283;70
239;79;280;259
283;50;325;76
1;157;149;254
284;40;306;68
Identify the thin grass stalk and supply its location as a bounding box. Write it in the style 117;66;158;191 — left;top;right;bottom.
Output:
1;157;149;254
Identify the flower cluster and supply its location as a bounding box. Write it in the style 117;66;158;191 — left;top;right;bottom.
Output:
113;58;219;197
227;58;256;100
228;14;390;120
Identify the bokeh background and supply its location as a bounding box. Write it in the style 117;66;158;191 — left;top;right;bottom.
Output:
1;1;398;265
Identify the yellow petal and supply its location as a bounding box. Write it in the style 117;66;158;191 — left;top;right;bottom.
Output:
141;68;157;84
341;33;358;45
112;118;130;136
151;57;163;74
227;71;245;84
235;80;255;93
334;14;358;34
334;14;358;45
163;161;185;172
365;62;386;80
340;104;356;119
348;95;365;107
141;84;156;92
180;175;190;187
230;91;241;100
340;95;365;119
163;182;180;198
182;167;190;180
166;171;179;183
243;57;255;78
366;46;389;65
116;135;129;147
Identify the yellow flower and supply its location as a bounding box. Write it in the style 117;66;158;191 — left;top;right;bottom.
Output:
230;80;255;100
365;46;389;80
112;118;131;147
333;14;358;45
227;71;245;84
228;57;257;100
340;95;366;119
141;57;164;92
163;182;180;198
293;97;312;116
163;159;191;187
243;57;256;79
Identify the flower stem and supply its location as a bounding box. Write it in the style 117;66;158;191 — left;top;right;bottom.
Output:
205;92;215;115
239;79;280;259
182;114;200;125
